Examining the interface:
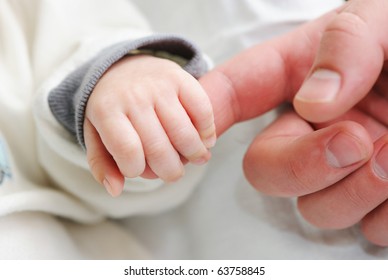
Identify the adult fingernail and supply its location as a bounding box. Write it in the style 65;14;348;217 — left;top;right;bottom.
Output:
295;69;341;103
373;144;388;180
326;132;368;168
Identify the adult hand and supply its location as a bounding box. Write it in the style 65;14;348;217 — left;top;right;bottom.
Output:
200;0;388;246
293;0;388;124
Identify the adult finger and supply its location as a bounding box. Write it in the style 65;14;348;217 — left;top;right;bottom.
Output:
357;91;388;127
243;110;373;197
358;65;388;126
298;134;388;230
84;118;125;197
374;62;388;99
361;200;388;247
199;10;340;136
294;0;388;122
313;108;387;141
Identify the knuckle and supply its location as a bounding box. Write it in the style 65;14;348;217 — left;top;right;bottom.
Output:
167;65;189;80
197;108;215;132
203;105;215;123
326;11;368;39
171;126;200;150
145;139;169;162
286;158;315;196
88;90;121;118
109;140;146;178
190;98;214;121
111;138;140;160
340;184;371;211
88;98;111;119
126;85;153;109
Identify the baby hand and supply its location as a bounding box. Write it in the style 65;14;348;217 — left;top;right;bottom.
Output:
83;55;216;196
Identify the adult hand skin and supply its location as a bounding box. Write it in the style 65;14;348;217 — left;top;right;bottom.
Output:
200;0;388;246
294;0;388;124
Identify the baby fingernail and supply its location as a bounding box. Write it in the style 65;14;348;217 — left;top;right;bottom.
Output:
326;132;368;168
192;151;211;165
193;157;208;165
373;144;388;180
103;178;117;197
203;134;216;149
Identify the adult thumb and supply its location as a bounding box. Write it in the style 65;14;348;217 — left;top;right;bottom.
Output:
293;0;387;123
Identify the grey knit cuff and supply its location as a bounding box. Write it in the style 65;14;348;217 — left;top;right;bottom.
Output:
48;34;208;149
